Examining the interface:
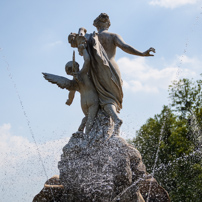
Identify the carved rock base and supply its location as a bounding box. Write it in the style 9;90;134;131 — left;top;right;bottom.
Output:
33;110;170;202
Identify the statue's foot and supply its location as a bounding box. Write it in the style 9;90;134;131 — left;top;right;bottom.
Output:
113;119;123;136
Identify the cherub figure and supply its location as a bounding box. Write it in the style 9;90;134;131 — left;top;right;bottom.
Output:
43;48;99;134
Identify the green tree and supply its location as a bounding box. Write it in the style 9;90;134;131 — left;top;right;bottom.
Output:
131;77;202;201
169;77;202;149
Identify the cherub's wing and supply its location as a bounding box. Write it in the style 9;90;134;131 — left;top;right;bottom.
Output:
42;73;79;91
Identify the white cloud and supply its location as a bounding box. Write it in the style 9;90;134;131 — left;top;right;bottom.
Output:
149;0;197;8
0;123;69;202
0;123;69;167
176;55;201;67
42;40;63;52
118;55;199;93
123;79;159;93
48;40;62;47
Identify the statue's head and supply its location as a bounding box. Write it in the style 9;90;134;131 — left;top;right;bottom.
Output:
93;13;111;31
68;33;78;48
65;61;79;75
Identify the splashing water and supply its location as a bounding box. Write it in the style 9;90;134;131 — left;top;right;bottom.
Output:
1;51;57;202
145;6;202;201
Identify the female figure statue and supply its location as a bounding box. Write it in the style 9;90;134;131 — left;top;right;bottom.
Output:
88;13;155;133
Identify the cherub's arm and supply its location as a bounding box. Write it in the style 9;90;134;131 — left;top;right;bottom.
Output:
42;73;79;91
79;46;91;75
114;34;155;56
66;90;76;106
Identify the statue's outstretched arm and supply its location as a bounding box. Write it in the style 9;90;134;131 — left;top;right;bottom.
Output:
42;73;79;91
114;34;155;56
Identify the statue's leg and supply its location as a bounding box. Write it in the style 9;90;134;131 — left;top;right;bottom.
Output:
85;104;99;134
78;116;87;132
103;104;123;135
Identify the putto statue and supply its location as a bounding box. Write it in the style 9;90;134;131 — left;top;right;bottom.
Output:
43;47;99;135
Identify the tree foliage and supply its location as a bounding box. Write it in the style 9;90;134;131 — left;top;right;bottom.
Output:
169;78;202;149
131;77;202;201
169;78;202;118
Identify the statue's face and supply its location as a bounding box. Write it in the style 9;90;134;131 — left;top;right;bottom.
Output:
68;33;78;48
65;62;79;75
70;38;77;48
65;67;72;75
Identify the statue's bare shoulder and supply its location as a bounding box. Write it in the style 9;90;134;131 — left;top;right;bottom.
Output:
98;31;117;45
97;31;119;58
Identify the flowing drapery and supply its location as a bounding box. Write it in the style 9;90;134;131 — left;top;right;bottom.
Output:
87;33;123;112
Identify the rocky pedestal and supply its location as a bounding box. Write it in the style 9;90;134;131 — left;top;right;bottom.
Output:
57;110;170;202
33;110;170;202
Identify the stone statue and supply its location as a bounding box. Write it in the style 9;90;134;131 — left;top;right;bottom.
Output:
36;13;171;202
43;47;99;135
92;13;155;118
68;13;155;135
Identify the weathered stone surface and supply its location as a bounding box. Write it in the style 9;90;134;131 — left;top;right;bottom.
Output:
58;110;148;202
32;175;64;202
139;177;170;202
33;110;170;202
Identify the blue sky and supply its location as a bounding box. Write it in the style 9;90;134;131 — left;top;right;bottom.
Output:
0;0;202;201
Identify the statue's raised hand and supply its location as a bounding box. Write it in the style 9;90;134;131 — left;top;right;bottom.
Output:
143;47;156;56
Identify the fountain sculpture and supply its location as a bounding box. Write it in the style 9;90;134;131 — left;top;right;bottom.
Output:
33;13;170;202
